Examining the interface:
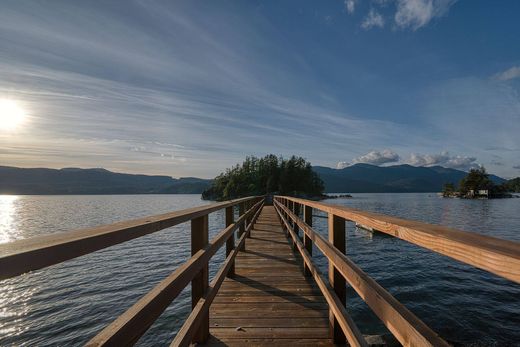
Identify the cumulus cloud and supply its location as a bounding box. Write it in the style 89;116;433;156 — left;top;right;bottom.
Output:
345;0;356;14
395;0;457;30
337;149;400;168
493;66;520;81
407;151;478;170
336;161;350;169
362;9;385;29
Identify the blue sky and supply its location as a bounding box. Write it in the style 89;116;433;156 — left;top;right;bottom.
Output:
0;0;519;178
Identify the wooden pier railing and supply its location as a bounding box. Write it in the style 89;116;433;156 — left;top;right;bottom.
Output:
273;196;520;347
1;194;519;346
0;196;264;346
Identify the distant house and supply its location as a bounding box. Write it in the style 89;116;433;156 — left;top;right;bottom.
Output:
467;189;489;198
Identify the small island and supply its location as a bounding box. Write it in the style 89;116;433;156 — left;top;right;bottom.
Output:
442;167;519;199
202;154;325;201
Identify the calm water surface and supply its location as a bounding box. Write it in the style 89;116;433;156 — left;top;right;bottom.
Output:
0;194;519;346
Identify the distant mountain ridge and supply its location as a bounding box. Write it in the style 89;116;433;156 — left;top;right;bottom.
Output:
0;164;507;195
0;166;212;195
313;163;505;193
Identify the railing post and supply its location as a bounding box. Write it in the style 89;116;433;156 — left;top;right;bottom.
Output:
292;202;300;250
289;200;294;230
191;215;209;343
225;206;235;277
246;200;252;238
328;213;346;343
303;205;313;277
239;202;245;237
239;202;246;250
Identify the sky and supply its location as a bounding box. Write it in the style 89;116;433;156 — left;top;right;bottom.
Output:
0;0;519;179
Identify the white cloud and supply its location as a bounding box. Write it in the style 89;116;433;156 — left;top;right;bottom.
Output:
395;0;457;30
354;149;400;165
345;0;356;14
493;66;520;81
336;161;350;169
361;9;385;29
407;151;478;170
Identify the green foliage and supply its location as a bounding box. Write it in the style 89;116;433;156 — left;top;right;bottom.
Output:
202;155;324;200
503;177;520;193
458;167;493;195
456;167;514;197
442;182;455;197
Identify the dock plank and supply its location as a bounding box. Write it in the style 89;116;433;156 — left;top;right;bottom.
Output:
205;206;333;346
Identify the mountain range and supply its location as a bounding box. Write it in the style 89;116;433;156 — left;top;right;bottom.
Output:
313;164;505;193
0;166;211;195
0;164;507;195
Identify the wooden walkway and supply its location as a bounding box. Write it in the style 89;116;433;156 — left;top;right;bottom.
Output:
206;206;334;346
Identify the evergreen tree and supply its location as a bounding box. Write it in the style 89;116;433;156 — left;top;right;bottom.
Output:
202;155;324;200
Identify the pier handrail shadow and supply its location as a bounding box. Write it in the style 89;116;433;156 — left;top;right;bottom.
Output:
273;195;520;347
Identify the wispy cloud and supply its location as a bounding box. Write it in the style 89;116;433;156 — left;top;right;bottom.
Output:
513;165;520;170
346;0;457;30
0;1;424;177
345;0;356;14
395;0;457;30
362;9;385;29
493;66;520;81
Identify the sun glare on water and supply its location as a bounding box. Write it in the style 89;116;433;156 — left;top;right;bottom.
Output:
0;99;27;131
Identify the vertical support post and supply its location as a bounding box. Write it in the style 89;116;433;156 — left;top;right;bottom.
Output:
292;202;300;251
239;202;245;237
289;200;294;228
303;205;313;277
191;215;209;343
328;213;346;344
225;206;235;277
239;202;246;250
246;200;252;238
294;203;300;238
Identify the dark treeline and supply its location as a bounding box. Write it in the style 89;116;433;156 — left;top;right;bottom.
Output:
504;177;520;193
202;155;324;201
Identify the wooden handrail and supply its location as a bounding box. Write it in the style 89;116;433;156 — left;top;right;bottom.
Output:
277;196;520;284
274;202;367;347
171;201;264;346
86;199;264;346
0;196;256;280
274;199;449;347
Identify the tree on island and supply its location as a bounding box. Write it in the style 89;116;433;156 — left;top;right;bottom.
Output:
458;167;494;196
202;155;324;201
442;182;455;197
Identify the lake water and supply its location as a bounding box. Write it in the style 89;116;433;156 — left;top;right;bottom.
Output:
0;194;519;346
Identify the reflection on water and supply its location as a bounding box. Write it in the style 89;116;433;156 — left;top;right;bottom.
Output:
0;195;18;244
0;193;519;346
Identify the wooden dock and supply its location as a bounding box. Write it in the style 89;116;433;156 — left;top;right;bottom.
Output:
207;206;332;346
1;195;519;346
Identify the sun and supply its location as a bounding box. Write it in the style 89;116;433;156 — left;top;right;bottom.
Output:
0;99;27;130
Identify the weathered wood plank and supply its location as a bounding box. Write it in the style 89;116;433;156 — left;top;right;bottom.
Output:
205;337;334;347
210;327;330;339
210;317;328;328
206;206;333;346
